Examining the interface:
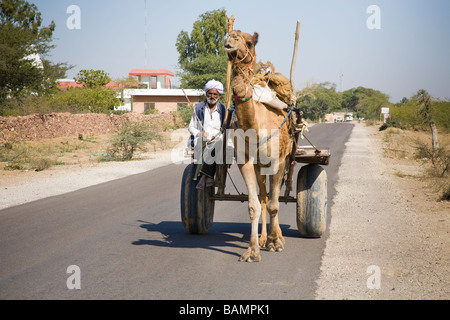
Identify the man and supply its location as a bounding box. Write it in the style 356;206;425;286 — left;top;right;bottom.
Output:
188;79;226;190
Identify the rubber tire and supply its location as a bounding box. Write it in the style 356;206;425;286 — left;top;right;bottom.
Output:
296;164;327;238
180;163;215;234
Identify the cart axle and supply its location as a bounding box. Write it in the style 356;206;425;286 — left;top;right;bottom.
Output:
210;193;297;203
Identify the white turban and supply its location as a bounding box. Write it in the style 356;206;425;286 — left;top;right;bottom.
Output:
204;79;224;95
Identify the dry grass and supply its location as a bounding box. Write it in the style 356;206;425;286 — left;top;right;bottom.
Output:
1;129;176;173
1;134;108;171
380;126;450;201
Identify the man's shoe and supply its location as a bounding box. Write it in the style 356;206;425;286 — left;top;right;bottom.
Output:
196;175;206;190
206;177;215;187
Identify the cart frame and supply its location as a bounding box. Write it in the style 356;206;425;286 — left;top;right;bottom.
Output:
180;18;330;238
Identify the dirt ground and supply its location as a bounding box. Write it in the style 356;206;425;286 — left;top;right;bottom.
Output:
0;130;177;186
316;122;449;300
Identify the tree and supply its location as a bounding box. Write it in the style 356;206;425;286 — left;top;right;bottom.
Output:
0;0;71;111
415;89;439;160
57;87;120;113
178;54;228;90
176;8;228;90
67;69;117;114
296;82;341;121
341;89;360;112
74;69;112;88
341;86;390;119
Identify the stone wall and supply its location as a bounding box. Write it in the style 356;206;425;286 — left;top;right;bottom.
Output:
0;112;177;143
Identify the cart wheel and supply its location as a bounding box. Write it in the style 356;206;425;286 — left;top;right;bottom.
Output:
180;163;215;234
296;164;327;238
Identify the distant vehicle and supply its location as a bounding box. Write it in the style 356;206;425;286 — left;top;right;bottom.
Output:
334;115;343;122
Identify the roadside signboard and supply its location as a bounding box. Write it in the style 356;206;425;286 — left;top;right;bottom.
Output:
381;107;390;114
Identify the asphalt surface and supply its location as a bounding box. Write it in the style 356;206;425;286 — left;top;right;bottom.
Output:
0;123;354;300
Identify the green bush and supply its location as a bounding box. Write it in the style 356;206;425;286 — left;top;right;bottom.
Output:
433;101;450;133
390;99;450;133
57;87;120;113
176;104;194;126
104;122;163;161
1;94;74;116
1;87;120;116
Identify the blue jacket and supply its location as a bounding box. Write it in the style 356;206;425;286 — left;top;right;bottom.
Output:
194;101;227;127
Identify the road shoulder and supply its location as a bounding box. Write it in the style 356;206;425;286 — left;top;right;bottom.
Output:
315;123;449;299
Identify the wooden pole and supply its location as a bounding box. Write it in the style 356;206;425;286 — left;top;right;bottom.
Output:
226;15;235;110
286;20;301;197
217;15;235;196
290;20;300;91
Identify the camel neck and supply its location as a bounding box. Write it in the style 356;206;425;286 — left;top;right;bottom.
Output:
231;64;254;101
233;77;256;130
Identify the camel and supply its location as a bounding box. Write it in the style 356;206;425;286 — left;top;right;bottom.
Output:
224;30;295;262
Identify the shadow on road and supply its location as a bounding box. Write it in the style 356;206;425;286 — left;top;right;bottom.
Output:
132;220;300;258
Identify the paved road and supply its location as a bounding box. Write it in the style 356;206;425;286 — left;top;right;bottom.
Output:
0;123;353;300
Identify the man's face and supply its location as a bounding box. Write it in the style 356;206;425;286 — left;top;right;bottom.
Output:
206;88;220;105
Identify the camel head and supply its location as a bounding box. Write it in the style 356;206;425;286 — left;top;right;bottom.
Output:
224;30;259;65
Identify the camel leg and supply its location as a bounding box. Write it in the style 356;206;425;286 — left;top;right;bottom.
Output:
266;160;286;252
238;161;262;262
255;166;268;248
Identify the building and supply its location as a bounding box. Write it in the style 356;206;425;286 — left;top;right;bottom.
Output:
58;69;204;114
130;69;173;90
119;69;204;114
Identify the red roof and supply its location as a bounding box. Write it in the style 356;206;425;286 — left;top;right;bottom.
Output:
57;80;139;90
57;81;84;89
129;69;174;77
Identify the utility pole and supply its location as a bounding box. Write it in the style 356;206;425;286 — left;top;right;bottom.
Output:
144;0;148;68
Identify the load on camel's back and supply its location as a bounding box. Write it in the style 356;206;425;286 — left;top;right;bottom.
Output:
251;61;297;111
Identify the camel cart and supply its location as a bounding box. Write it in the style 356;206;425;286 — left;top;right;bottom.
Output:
180;19;330;238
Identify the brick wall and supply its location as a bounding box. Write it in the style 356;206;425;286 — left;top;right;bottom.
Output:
0;112;176;143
